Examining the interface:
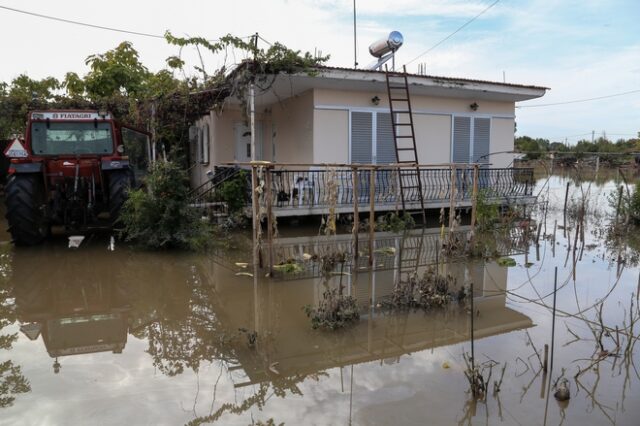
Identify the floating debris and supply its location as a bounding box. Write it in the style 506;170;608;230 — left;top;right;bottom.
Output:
68;236;85;249
302;253;313;261
268;362;280;375
235;262;249;268
497;257;517;267
273;263;304;274
554;379;571;401
235;272;254;277
375;246;396;256
107;236;115;251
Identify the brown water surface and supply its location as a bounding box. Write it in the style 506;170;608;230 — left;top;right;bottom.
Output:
0;174;639;425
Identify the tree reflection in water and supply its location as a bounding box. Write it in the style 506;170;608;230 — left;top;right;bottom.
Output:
0;244;31;408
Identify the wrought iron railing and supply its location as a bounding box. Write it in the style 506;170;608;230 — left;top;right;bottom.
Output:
189;165;249;205
264;166;534;209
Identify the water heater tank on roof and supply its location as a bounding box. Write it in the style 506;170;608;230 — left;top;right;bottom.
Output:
368;31;403;58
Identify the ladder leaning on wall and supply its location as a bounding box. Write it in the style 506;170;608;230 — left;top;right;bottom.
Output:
385;65;426;223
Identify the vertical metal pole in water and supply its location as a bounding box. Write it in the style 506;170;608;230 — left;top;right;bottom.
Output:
251;165;260;260
563;181;570;238
449;164;457;230
470;281;475;368
471;164;479;229
265;166;274;275
352;167;359;260
250;82;259;246
543;267;558;426
550;267;558;374
369;167;375;267
552;220;557;258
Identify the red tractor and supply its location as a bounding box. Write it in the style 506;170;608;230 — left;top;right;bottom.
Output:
4;110;151;245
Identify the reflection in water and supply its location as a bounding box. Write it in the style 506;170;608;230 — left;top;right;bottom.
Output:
1;228;534;423
2;174;640;424
0;243;31;408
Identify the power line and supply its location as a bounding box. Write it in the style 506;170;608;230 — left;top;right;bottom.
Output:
517;89;640;108
0;4;166;39
404;0;500;67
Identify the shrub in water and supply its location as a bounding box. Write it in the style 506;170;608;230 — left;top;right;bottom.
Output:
304;286;360;330
119;161;212;250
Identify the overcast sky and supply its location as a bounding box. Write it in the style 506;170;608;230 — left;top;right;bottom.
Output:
0;0;638;142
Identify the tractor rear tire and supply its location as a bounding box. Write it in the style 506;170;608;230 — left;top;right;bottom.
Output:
108;170;133;224
5;174;48;246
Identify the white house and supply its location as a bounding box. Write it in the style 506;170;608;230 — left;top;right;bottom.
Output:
189;66;547;216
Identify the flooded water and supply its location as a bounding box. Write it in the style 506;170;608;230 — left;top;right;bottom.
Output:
1;171;640;425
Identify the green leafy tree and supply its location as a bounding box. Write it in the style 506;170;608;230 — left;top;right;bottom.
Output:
83;41;151;100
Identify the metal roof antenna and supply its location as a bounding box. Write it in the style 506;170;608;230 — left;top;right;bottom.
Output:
368;31;403;71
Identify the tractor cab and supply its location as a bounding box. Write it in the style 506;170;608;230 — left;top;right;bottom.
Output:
3;110;152;245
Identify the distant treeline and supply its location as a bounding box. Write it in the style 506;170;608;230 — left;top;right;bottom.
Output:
515;135;640;165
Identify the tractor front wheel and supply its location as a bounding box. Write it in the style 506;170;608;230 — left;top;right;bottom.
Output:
108;170;133;224
5;174;48;246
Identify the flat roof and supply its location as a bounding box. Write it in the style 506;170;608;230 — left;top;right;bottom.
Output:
206;62;549;108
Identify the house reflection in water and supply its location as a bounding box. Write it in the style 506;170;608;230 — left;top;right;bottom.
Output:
199;227;534;387
11;227;532;385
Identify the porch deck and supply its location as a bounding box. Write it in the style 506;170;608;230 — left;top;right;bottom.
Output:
265;166;535;217
194;163;536;218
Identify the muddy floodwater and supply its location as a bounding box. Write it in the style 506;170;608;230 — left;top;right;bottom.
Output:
1;172;640;425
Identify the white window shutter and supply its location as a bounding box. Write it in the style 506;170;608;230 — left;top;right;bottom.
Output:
351;112;372;163
452;116;471;163
376;112;396;164
473;118;490;164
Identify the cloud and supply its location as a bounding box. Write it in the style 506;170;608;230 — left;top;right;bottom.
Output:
303;0;492;18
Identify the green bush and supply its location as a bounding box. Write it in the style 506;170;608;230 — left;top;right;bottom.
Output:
119;161;212;250
376;212;415;232
475;189;500;231
215;170;249;213
631;182;640;223
608;181;640;224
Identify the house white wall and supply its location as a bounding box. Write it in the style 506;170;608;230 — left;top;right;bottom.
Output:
313;88;515;167
191;85;518;188
313;108;349;163
271;90;314;164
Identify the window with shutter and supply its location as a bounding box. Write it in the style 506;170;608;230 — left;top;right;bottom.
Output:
376;113;396;164
473;118;490;164
452;116;491;164
350;112;372;163
452;116;471;163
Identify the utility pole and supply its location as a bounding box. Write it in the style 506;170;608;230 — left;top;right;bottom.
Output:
591;130;595;143
353;0;358;68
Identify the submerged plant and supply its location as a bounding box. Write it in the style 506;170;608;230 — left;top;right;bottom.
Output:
303;285;359;330
376;212;416;232
381;267;468;310
273;262;304;274
475;189;500;231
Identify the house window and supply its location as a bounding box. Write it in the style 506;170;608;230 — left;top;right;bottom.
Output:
452;116;490;164
350;111;395;164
